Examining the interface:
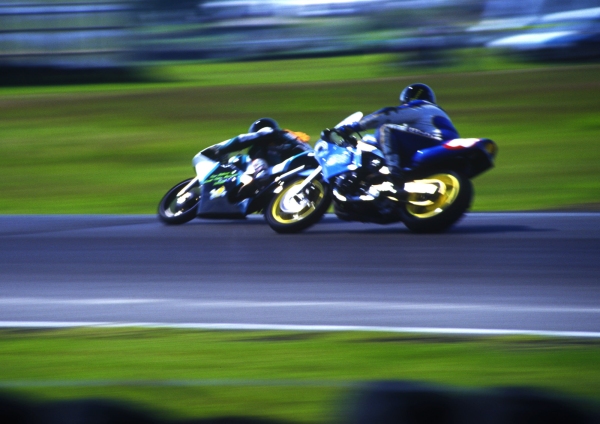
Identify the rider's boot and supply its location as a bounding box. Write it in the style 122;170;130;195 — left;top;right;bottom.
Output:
390;172;404;187
389;171;409;200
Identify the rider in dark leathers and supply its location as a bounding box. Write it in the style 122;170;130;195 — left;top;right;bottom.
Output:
204;118;311;199
205;118;311;166
339;83;460;188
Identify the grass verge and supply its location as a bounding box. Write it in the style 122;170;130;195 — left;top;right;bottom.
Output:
1;328;599;422
0;54;599;213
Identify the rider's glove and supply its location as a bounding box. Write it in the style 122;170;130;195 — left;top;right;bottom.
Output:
338;122;360;135
337;125;352;135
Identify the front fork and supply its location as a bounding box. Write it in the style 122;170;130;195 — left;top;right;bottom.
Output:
176;176;199;197
291;166;323;202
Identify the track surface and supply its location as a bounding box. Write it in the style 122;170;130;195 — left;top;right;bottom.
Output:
1;213;599;334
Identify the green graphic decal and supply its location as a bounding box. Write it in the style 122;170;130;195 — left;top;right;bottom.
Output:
205;170;237;186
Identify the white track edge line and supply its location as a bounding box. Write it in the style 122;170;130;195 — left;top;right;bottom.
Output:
1;321;600;338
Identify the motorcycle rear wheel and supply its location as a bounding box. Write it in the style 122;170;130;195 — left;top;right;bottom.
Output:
400;171;472;233
266;177;331;234
158;178;201;225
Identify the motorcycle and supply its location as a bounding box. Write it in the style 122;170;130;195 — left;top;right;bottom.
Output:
157;143;331;228
265;112;497;233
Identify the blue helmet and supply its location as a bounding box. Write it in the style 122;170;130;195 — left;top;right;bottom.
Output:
249;118;279;133
400;83;436;104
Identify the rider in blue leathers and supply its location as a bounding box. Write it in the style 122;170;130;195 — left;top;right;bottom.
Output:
339;83;459;188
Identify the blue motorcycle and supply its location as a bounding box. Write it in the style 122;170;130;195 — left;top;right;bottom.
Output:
265;112;498;233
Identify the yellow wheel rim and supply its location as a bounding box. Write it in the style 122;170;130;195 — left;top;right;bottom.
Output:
271;180;325;224
405;173;460;219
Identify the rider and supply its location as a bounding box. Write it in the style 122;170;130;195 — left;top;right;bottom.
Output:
338;83;459;188
204;117;311;166
203;118;312;197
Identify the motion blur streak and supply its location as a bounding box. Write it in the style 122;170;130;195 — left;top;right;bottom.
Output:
2;322;600;338
1;298;600;314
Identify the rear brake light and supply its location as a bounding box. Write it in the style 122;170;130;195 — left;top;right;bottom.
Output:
484;142;497;155
443;138;481;149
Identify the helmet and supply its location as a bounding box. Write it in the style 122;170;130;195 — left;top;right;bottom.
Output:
399;83;436;104
249;118;279;133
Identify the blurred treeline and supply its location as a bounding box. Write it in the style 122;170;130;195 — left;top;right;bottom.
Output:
1;0;600;85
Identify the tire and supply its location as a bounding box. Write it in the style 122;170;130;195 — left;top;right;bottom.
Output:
157;178;201;225
399;171;472;233
265;177;331;234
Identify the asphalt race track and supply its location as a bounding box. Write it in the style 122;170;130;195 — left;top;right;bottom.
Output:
1;213;599;335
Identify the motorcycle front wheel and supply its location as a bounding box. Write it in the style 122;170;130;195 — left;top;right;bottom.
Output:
158;178;201;225
265;177;331;234
399;171;472;233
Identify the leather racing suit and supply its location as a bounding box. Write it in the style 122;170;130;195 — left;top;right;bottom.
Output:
353;100;459;180
217;127;311;167
214;126;311;200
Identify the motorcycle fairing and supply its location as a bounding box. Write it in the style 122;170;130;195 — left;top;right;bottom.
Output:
314;140;359;181
192;152;220;181
197;163;246;218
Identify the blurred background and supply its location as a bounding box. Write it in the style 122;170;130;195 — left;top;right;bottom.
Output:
1;0;599;72
1;2;600;423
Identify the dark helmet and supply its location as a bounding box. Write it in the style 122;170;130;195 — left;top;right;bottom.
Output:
249;117;279;133
399;83;436;104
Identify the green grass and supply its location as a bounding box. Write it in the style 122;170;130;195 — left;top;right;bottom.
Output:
1;53;599;213
1;328;599;422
